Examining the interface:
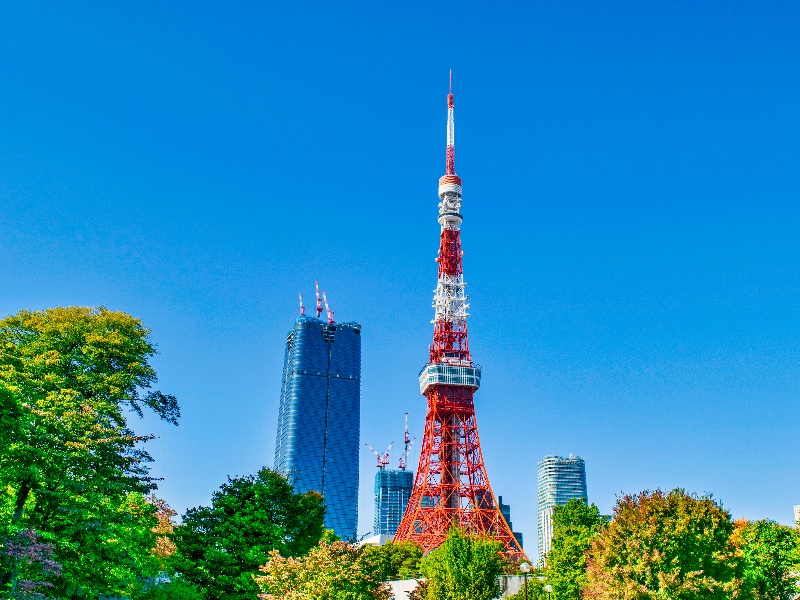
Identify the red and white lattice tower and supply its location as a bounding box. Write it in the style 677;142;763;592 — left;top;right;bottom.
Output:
393;74;526;559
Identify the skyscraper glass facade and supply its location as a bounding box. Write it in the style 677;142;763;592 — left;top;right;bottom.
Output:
274;316;361;540
537;454;587;565
373;469;414;537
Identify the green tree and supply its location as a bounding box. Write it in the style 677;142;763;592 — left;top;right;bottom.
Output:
584;489;740;600
361;540;423;581
545;498;605;600
419;528;505;600
734;519;800;600
173;467;325;600
254;541;391;600
505;575;547;600
138;578;205;600
0;307;179;597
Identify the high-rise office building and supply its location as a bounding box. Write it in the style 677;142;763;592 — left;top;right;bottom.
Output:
374;469;414;537
794;505;800;525
274;304;361;541
537;454;587;565
498;496;524;549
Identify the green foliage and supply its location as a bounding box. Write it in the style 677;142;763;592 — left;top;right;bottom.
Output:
138;577;205;600
584;489;740;600
0;307;179;597
505;575;547;600
545;498;605;600
254;541;391;600
173;467;325;600
735;519;800;600
419;528;505;600
361;540;423;581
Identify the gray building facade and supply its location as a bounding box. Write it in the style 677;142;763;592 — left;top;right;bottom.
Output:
537;454;587;565
274;315;361;540
498;495;524;550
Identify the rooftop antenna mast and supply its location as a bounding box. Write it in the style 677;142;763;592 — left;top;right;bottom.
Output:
298;293;305;316
365;441;393;470
315;281;323;319
399;412;416;470
322;291;335;324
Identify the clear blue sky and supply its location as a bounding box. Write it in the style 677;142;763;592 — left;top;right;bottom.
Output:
1;1;799;555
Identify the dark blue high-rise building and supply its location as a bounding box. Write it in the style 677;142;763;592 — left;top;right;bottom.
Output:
274;315;361;540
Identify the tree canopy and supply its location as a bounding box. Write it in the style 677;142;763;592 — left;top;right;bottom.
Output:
584;489;740;600
0;307;179;598
419;528;505;600
255;541;391;600
545;498;606;600
173;467;325;600
360;540;423;581
734;519;800;600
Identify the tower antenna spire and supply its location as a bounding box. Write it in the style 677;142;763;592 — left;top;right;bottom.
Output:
315;281;323;319
446;70;455;175
299;293;305;316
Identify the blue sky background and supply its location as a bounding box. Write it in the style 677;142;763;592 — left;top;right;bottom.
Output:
1;1;799;555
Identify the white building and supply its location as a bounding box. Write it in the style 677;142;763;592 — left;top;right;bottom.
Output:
537;454;587;566
794;505;799;525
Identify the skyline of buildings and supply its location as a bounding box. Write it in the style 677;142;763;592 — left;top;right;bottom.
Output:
537;454;588;565
274;311;362;540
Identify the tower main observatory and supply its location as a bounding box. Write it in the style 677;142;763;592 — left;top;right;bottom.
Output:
393;74;526;559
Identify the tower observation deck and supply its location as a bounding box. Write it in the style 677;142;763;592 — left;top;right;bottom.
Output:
392;74;526;559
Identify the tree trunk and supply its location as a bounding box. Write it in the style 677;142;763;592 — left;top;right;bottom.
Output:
12;482;31;524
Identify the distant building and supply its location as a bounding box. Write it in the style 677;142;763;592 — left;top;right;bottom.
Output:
794;505;800;525
537;454;588;565
373;469;414;537
358;534;389;547
274;314;361;540
498;495;524;549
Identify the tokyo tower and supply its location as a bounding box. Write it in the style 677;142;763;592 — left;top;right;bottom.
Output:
393;73;526;559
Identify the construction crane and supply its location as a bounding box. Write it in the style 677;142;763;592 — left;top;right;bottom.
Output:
365;441;393;470
315;281;323;319
322;290;335;324
399;412;416;470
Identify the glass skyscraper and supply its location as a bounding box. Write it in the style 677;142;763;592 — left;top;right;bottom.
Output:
373;469;413;538
537;454;587;565
274;315;361;540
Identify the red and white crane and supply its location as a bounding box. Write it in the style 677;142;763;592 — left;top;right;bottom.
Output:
399;412;416;470
322;290;335;324
315;281;323;319
365;441;393;470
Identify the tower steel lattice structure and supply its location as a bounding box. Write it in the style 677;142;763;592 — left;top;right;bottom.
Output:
393;74;526;559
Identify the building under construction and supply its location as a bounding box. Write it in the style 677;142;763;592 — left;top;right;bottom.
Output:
367;416;416;538
274;285;361;541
